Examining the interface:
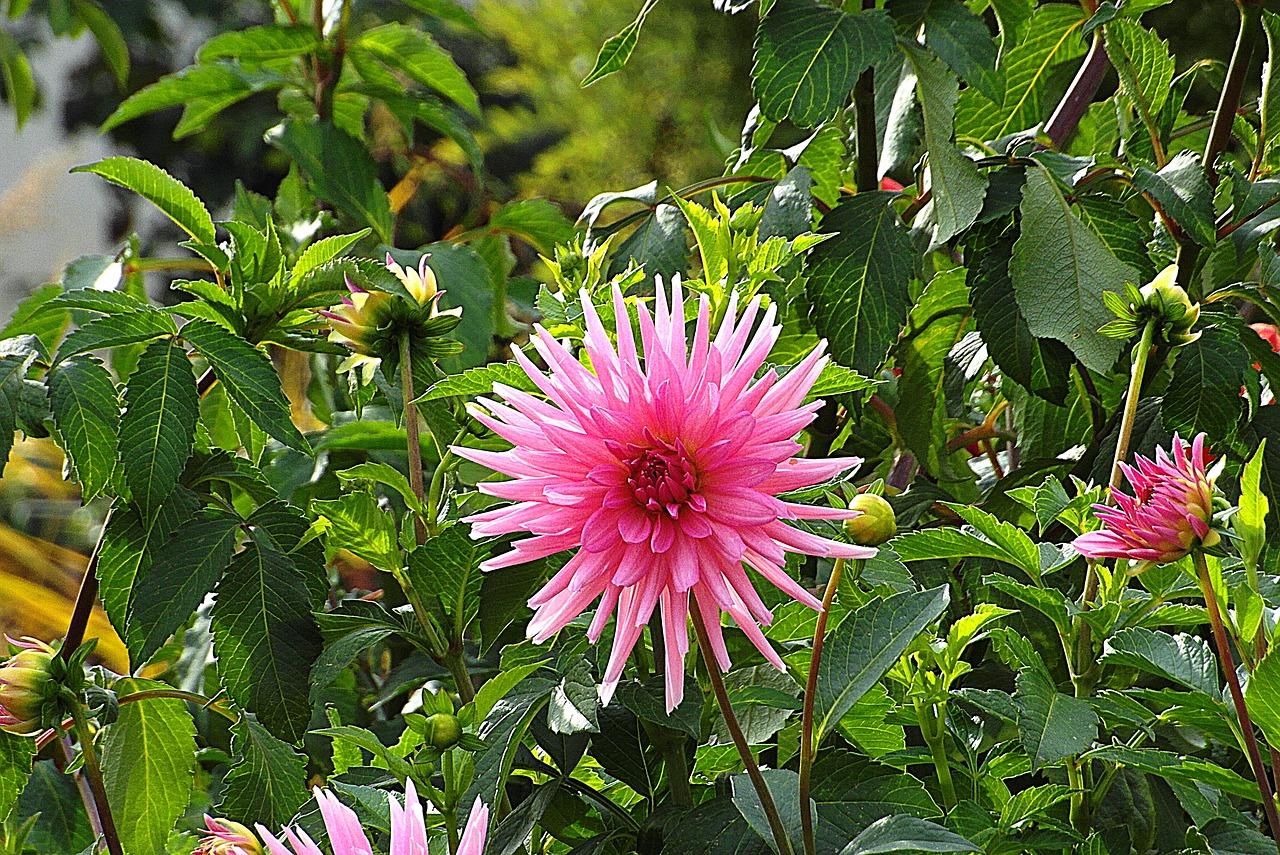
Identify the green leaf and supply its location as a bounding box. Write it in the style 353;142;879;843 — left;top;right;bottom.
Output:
72;157;216;244
663;796;772;855
1014;664;1098;771
0;731;34;822
1100;627;1218;695
118;338;198;516
272;120;394;243
1104;18;1174;119
1260;11;1280;161
355;24;480;116
216;715;308;828
335;462;424;514
0;347;37;477
611;203;689;280
1163;324;1248;441
732;768;806;855
1009;166;1132;374
753;0;895;128
100;678;196;855
414;361;540;403
314;492;403;573
96;491;199;640
1075;195;1156;281
955;4;1085;143
1200;818;1280;855
811;750;938;845
180;319;309;452
125;508;242;666
945;504;1041;581
461;675;555;816
212;529;323;742
814;586;949;742
0;31;34;128
406;524;487;635
1132;151;1216;247
839;815;980;855
289;230;370;284
101;62;283;133
922;0;1002;102
1246;649;1280;760
581;2;651;87
1239;439;1269;567
900;43;987;244
1088;746;1259;802
199;23;323;61
807;363;879;398
2;283;70;353
486;198;577;255
46;356;119;501
806;192;917;375
56;310;178;362
395;0;482;31
71;0;129;86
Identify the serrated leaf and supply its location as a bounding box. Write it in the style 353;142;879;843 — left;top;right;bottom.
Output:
901;43;987;244
1014;665;1098;771
1075;195;1155;280
198;23;323;61
216;715;308;828
181;319;309;452
335;462;424;515
212;530;322;742
610;203;689;280
662;796;771;855
753;0;895;128
582;3;650;87
414;361;540;403
118;338;198;516
1009;166;1130;374
1246;649;1280;762
72;157;215;244
1162;324;1248;441
100;678;196;855
101;62;280;132
811;751;938;845
56;310;178;362
406;524;487;634
806;192;917;375
1104;18;1174;119
1239;440;1269;567
1132;151;1216;247
1101;627;1217;695
0;731;34;822
732;768;806;855
314;492;403;573
71;0;129;86
839;815;980;855
487;198;576;255
946;504;1041;580
355;23;479;116
272;120;394;243
922;0;1001;102
125;508;241;666
1261;12;1280;160
955;4;1085;143
289;230;370;284
462;675;555;816
46;356;119;501
807;363;879;398
814;586;949;742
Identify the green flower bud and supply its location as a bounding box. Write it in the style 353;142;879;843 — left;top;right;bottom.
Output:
0;637;58;736
1138;264;1201;346
843;494;896;546
424;712;463;749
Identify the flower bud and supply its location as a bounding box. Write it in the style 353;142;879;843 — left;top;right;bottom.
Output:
843;494;896;546
424;712;463;750
1138;265;1201;345
194;817;263;855
0;637;57;736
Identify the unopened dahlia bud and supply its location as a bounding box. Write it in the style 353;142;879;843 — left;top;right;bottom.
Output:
843;494;896;546
318;278;395;357
424;712;463;749
194;817;262;855
1140;264;1200;345
0;637;58;736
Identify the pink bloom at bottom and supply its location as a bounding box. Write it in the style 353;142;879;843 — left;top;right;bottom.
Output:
256;781;486;855
459;280;875;711
1074;433;1217;566
194;817;262;855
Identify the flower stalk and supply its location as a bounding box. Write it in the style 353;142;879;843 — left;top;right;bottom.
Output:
799;557;848;855
70;704;123;855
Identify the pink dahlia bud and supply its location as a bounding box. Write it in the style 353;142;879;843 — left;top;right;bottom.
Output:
1074;433;1219;568
0;637;57;736
194;817;263;855
318;277;395;356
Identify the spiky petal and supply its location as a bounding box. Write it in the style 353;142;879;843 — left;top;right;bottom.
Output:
458;279;875;711
1074;432;1218;567
194;818;263;855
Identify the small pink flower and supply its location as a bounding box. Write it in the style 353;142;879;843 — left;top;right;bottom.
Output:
1074;433;1219;567
458;280;875;711
0;636;56;737
457;797;490;855
194;817;262;855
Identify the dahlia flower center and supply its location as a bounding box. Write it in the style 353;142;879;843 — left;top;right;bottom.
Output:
624;442;701;518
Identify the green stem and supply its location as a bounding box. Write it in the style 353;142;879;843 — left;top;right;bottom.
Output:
690;607;794;855
1066;758;1088;833
399;335;429;546
116;689;238;723
799;558;849;855
71;705;123;855
1107;318;1157;496
1203;0;1265;187
1195;551;1280;851
917;700;957;812
442;648;476;704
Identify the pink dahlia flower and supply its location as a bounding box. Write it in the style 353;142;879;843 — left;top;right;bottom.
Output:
194;817;262;855
256;781;487;855
1074;433;1219;567
459;280;876;710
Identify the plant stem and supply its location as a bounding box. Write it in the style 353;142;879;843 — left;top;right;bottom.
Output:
1045;35;1111;149
399;334;429;546
690;607;794;855
917;699;957;812
443;649;476;704
1106;319;1157;496
1204;0;1265;187
853;0;878;192
799;557;849;855
1195;551;1280;851
116;688;238;723
70;705;123;855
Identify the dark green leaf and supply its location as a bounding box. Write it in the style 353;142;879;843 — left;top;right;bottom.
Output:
814;586;949;742
753;0;895;128
1246;649;1280;760
839;815;980;854
71;0;129;86
355;24;479;115
0;31;34;128
199;23;323;61
0;731;34;822
100;678;196;855
125;508;241;666
272;120;394;243
1015;664;1098;771
615;675;703;741
806;192;917;375
216;715;309;828
46;356;119;501
1163;324;1248;441
1010;166;1132;373
1132;151;1216;247
592;702;661;797
610;203;689;280
406;524;487;634
922;0;1001;102
118;338;198;516
212;530;323;742
15;761;93;853
1261;11;1280;160
732;768;806;855
56;310;178;362
181;319;309;452
811;751;940;846
1105;18;1174;119
1101;628;1218;695
101;62;283;133
662;796;771;855
461;675;555;814
72;157;216;244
